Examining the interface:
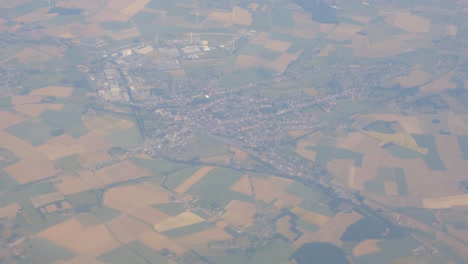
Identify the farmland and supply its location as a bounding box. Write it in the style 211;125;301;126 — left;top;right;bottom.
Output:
0;0;467;263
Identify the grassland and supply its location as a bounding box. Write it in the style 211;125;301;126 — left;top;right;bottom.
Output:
97;240;167;264
307;144;363;167
412;134;446;170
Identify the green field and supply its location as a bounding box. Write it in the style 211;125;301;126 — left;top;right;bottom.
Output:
180;134;230;160
393;167;409;195
106;127;142;148
65;189;99;212
152;202;186;216
0;169;18;192
40;105;88;138
97;240;167;264
239;44;264;56
412;134;446;171
4;119;57;146
146;0;180;10
219;66;277;89
400;207;438;225
100;21;131;31
163;166;202;190
161;221;213;238
285;181;322;204
130;157;186;175
270;9;295;28
251;12;271;31
53;154;83;173
167;6;192;16
20;238;76;264
385;144;426;159
186;167;252;207
258;49;282;61
457;135;468;160
307;144;363;167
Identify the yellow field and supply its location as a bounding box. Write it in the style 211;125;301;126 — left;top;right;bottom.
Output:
154;211;205;232
107;28;141;41
175;166;214;194
230;175;253;196
0;203;20;219
396;69;432;88
291;206;329;227
390;12;431;33
353;240;381;256
222;200;256;227
30;192;65;208
83;114;135;136
423;194;468;209
362;131;428;154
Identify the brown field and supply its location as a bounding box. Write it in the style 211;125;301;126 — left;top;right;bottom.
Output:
56;255;104;264
318;44;334;56
41;22;104;38
448;114;468;134
95;160;149;185
335;132;368;150
384;181;399;196
93;8;129;22
154;211;205;232
37;132;112;162
14;103;64;117
232;6;252;26
353;166;377;191
250;32;270;45
327;23;362;41
30;86;74;98
168;69;186;79
273;27;317;39
291;206;329;227
288;129;308;139
129;205;171;226
174;226;232;248
0;0;30;8
248;3;259;11
327;159;354;187
420;71;457;93
30;192;65;208
139;230;186;254
390;12;431;33
175;166;214;194
229;146;248;160
106;214;151;243
83;114;135;136
104;183;170;212
118;0;151;17
318;23;336;33
230;175;253;196
54;174;99;195
107;28;141;41
256;176;301;205
275;215;297;241
292;10;314;24
396;69;433;88
11;48;51;63
235;54;257;69
15;8;56;23
350;34;371;47
1;131;55;184
57;0;106;14
355;114;423;134
423;194;468;209
435;233;468;261
0;111;24;129
222;200;256;227
447;225;468;244
351;16;374;24
263;39;292;52
0;203;20;219
11;95;42;105
353;240;381;256
435;135;466;178
295;138;316;161
105;0;134;11
440;94;466;112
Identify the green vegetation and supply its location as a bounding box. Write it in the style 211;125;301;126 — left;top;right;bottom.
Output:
20;238;75;264
106;127;142;148
100;21;131;31
299;202;336;217
219;67;276;89
40;105;88;138
292;0;338;24
363;121;396;133
97;240;167;264
0;182;56;208
167;6;192;16
286;181;322;204
4;120;57;146
161;221;213;238
53;154;83;173
89;206;121;222
130;157;186;175
163;166;202;190
400;207;437;225
307;144;363;166
393;167;409;195
292;242;349;264
0;170;18;192
270;9;295;28
364;180;386;196
152;202;186;216
186;167;252;207
457;135;468;160
385;143;426;159
252;239;295;264
412;134;446;171
180;134;229;160
238;44;264;56
65;190;99;213
251;13;271;32
146;0;180;10
258;49;282;61
341;216;405;242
